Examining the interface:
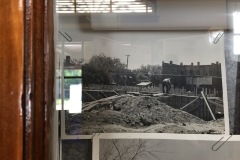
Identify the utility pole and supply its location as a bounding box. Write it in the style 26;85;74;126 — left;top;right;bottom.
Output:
126;54;130;69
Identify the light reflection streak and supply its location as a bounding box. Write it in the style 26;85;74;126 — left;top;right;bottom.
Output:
56;0;154;13
233;12;240;55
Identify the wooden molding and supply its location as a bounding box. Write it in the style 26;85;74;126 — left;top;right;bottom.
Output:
24;0;54;159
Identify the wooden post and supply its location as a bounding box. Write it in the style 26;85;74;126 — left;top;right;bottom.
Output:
113;90;119;95
205;88;207;95
201;91;216;120
214;88;216;97
83;91;96;101
180;97;200;110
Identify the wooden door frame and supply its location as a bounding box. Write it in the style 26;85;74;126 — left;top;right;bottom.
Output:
0;0;24;160
0;0;55;159
24;0;55;159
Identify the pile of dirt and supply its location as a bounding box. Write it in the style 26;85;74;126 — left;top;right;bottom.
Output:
113;96;206;126
65;96;224;135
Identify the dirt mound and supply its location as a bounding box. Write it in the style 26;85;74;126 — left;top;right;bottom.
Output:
65;96;213;134
113;96;206;126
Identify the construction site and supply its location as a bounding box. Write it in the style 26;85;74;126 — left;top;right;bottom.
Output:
65;88;225;135
63;54;225;135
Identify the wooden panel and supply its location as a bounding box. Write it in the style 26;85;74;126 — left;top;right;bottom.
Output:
24;0;55;160
0;0;23;160
0;0;54;159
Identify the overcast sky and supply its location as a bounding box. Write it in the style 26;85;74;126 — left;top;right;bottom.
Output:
60;31;224;70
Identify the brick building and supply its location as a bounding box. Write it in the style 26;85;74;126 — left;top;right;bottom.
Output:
161;61;222;95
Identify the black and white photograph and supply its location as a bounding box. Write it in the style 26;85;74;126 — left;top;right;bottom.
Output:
62;31;227;135
62;139;92;160
99;139;240;160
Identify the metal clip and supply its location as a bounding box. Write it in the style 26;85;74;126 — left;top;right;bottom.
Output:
213;32;224;44
211;133;233;151
59;31;72;42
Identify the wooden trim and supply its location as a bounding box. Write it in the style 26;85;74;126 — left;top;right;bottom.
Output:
24;0;34;159
24;0;54;159
44;0;55;159
0;0;24;160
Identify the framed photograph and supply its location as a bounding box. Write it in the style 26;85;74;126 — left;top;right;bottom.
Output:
60;30;228;136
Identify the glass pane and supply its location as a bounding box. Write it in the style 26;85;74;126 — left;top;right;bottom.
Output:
55;41;64;110
53;0;240;159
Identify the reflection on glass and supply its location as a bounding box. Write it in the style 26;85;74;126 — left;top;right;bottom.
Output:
55;42;64;110
64;69;82;113
233;12;240;34
233;12;240;55
56;0;155;13
234;35;240;55
56;70;63;110
56;0;227;137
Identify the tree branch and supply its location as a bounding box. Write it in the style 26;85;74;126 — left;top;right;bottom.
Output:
112;140;123;160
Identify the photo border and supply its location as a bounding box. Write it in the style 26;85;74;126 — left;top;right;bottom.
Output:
61;32;230;140
57;32;240;160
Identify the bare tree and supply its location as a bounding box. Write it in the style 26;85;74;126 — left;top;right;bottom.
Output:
100;139;164;160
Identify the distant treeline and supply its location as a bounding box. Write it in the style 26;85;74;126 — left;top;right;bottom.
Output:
82;53;162;87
